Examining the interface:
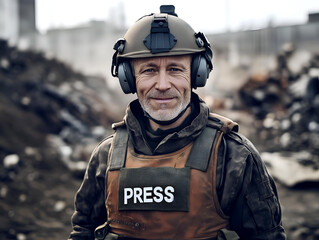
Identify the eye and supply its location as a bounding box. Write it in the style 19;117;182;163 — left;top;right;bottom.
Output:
169;67;181;72
142;68;155;73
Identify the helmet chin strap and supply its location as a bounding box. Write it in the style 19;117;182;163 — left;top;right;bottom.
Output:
143;103;191;126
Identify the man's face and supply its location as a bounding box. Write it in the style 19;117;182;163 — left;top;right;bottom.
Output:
133;55;192;122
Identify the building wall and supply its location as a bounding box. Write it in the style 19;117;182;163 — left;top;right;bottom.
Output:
209;22;319;59
0;0;36;43
0;0;19;43
205;22;319;90
16;20;318;93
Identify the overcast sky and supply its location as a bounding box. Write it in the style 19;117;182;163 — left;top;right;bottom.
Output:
35;0;319;34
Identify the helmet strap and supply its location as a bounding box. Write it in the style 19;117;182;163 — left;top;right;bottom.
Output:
143;102;191;126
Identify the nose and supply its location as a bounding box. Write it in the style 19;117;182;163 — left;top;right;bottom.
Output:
155;70;171;91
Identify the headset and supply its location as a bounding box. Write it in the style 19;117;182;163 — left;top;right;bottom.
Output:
111;24;213;94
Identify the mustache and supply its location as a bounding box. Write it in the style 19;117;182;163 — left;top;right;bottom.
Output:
147;89;180;99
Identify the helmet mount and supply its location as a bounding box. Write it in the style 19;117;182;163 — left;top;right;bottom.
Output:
160;5;178;17
143;14;177;54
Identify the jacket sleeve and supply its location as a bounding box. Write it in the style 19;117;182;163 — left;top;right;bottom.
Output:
220;132;286;240
68;137;113;240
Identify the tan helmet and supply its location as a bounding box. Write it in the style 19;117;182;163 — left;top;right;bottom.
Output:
111;5;213;94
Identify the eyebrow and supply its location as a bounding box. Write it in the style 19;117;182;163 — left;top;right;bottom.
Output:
141;63;158;68
137;61;187;70
167;62;187;69
134;63;157;74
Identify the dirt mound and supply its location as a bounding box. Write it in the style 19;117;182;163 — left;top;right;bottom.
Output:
0;39;121;239
237;45;319;239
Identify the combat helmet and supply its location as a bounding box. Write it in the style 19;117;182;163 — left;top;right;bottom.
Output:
111;5;213;94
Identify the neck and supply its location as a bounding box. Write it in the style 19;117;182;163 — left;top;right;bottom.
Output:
149;106;192;131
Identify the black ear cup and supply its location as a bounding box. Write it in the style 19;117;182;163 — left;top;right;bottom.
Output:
118;54;211;94
118;61;136;94
191;54;210;88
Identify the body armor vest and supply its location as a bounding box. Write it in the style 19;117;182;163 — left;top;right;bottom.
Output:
105;113;238;239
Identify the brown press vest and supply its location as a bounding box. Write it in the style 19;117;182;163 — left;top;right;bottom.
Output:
105;113;238;240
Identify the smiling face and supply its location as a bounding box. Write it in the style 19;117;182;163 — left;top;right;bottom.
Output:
133;55;192;130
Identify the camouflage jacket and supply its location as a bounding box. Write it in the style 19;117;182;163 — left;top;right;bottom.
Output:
69;93;286;240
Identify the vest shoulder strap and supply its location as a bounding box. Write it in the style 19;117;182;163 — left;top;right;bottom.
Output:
186;113;239;171
108;114;235;172
185;126;217;172
109;121;128;170
109;124;217;172
208;113;239;134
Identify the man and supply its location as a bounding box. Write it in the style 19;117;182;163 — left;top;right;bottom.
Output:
69;5;286;240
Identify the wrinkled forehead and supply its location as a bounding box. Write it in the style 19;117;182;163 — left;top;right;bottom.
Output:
132;55;192;68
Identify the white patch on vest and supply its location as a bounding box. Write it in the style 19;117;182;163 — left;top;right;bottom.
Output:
124;186;175;204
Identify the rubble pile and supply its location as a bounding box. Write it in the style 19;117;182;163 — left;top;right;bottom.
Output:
238;46;319;157
0;39;121;239
237;46;319;240
0;39;122;167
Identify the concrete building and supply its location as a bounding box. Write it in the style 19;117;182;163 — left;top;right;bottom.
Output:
34;21;125;82
0;0;19;43
0;0;36;44
18;0;36;36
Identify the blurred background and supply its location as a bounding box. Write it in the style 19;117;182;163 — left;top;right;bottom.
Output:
0;0;319;239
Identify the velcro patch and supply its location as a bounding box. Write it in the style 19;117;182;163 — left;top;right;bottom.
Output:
118;167;190;211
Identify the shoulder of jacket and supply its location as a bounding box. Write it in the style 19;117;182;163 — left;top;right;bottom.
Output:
207;112;239;134
111;120;126;130
93;134;114;153
226;131;261;158
207;113;260;157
